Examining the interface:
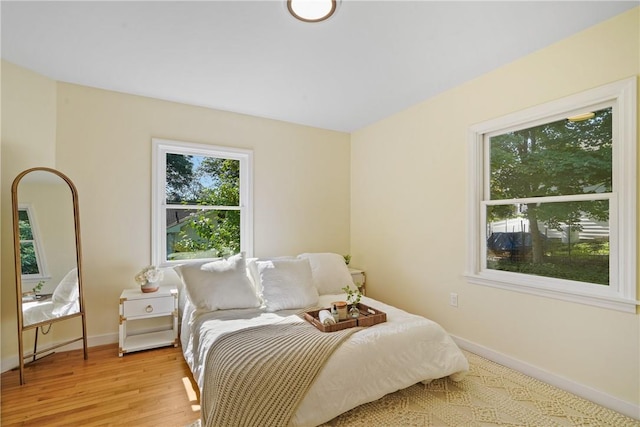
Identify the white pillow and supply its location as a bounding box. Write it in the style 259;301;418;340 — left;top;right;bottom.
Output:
257;258;319;312
174;253;260;311
297;252;354;295
246;256;296;295
52;268;79;303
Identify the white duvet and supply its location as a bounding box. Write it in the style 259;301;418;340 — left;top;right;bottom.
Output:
181;294;469;426
22;299;79;326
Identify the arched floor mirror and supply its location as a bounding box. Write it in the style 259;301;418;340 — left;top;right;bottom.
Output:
11;167;88;384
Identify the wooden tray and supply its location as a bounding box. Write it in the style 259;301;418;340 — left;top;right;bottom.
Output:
352;303;387;327
304;308;357;332
304;304;387;332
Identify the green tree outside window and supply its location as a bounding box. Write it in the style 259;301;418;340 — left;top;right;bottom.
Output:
487;107;612;285
165;154;241;260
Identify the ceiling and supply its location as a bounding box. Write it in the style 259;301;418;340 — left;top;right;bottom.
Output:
1;1;636;133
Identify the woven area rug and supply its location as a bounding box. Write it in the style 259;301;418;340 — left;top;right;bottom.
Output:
188;350;640;427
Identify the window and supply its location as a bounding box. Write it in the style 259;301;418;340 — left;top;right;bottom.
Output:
152;139;253;266
467;78;637;312
18;205;49;281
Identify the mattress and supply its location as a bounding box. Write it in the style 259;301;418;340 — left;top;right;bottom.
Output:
181;293;469;426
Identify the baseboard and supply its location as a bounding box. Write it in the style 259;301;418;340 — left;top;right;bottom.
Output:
451;335;640;420
1;324;178;373
1;332;118;374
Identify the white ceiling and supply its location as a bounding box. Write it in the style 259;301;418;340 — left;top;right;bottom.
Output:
1;1;636;132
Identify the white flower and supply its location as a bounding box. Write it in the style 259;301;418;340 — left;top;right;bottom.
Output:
134;266;163;285
145;268;162;283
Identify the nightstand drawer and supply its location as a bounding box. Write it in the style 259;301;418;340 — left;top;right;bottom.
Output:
123;296;174;318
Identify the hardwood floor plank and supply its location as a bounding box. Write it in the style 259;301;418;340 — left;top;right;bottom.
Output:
1;344;200;427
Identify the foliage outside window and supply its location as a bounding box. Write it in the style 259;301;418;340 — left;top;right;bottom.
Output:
467;78;637;312
18;206;48;280
152;139;253;265
487;108;611;285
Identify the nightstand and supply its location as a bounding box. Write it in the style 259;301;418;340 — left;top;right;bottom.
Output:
118;286;179;357
348;267;366;295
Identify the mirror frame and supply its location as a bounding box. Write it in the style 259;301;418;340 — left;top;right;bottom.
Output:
11;167;88;384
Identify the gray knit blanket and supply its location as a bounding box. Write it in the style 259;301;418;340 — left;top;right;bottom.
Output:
201;317;359;427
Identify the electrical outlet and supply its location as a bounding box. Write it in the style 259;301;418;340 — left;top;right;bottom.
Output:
449;293;458;307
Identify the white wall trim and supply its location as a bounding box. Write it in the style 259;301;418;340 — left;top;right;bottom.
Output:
466;76;637;312
151;138;254;267
452;335;640;420
1;332;118;374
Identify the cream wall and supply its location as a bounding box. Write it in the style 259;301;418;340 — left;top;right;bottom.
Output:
351;8;639;410
1;65;351;366
54;83;351;342
1;61;58;369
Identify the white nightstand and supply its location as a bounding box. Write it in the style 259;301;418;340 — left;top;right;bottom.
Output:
348;267;366;295
118;286;179;357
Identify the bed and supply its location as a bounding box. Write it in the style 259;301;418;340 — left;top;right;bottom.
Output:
175;253;469;427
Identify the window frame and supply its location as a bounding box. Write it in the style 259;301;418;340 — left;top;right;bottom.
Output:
466;77;637;313
152;138;253;267
18;204;50;283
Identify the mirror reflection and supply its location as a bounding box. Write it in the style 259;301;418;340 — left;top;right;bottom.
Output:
12;167;88;384
16;170;80;326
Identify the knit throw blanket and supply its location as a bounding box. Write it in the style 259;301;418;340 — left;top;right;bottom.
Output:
201;317;359;427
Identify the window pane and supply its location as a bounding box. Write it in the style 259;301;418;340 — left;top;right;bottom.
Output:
166;153;240;206
18;210;33;240
20;242;40;275
489;107;612;200
166;208;240;260
486;200;609;285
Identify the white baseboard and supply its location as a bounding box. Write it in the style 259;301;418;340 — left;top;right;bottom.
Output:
452;335;640;421
1;332;119;374
1;324;179;373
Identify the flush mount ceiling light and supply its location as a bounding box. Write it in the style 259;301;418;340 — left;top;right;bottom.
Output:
287;0;338;23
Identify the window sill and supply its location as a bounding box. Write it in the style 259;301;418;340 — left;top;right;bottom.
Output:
21;275;52;284
465;272;639;313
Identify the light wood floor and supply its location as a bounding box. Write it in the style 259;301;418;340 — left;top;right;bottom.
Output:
1;344;201;427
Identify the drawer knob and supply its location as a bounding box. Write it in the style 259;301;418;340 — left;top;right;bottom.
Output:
145;305;154;313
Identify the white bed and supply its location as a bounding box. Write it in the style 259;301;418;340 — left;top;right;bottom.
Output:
181;295;468;426
176;253;468;426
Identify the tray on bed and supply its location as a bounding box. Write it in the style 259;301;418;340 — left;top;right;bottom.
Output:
304;308;357;332
352;303;387;327
304;304;387;332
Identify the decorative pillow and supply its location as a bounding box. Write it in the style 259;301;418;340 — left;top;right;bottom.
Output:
246;256;296;295
52;268;79;303
174;253;260;311
257;258;319;312
297;252;354;295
